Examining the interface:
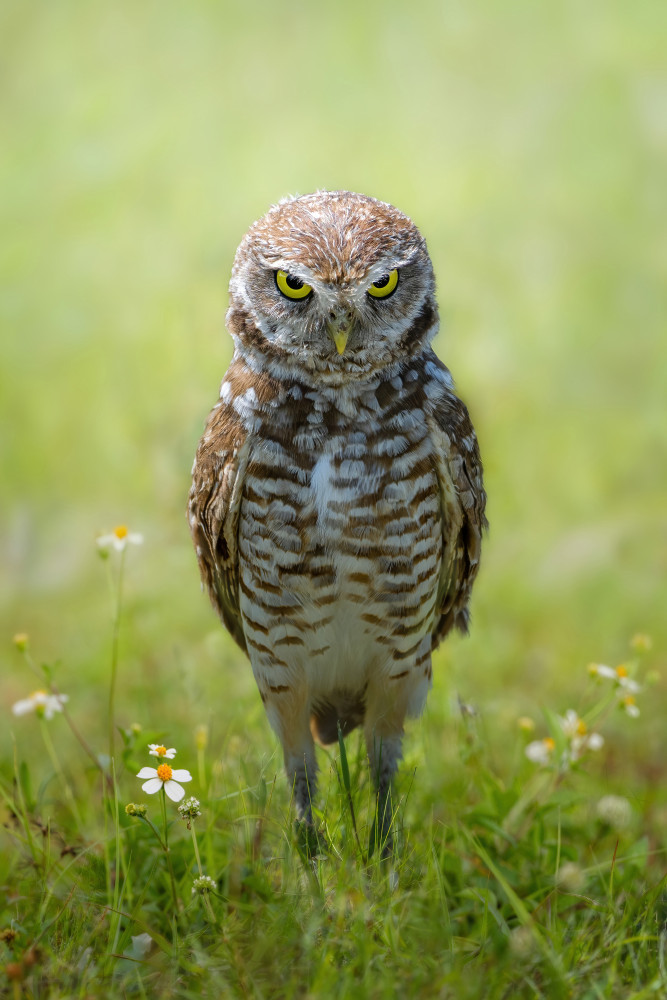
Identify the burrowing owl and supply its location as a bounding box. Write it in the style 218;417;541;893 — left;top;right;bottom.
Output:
189;191;486;847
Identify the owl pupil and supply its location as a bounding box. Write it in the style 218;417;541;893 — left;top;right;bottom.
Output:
373;274;390;288
285;274;303;290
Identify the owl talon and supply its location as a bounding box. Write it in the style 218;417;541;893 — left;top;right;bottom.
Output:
294;819;329;861
368;789;395;860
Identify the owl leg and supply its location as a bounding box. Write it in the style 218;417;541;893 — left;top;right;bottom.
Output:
364;652;431;857
365;730;402;858
363;683;409;858
261;683;317;823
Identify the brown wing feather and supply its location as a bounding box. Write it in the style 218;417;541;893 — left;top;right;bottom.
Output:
428;391;487;648
187;400;250;654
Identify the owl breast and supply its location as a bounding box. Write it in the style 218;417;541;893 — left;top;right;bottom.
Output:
237;372;442;709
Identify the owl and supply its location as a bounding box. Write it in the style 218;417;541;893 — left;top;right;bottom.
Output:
188;191;486;851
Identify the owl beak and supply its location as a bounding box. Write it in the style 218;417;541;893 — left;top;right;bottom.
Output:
327;311;354;355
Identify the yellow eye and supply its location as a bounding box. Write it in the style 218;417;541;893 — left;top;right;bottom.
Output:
367;268;399;299
275;269;312;300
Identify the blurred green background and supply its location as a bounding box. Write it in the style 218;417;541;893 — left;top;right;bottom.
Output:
2;1;665;765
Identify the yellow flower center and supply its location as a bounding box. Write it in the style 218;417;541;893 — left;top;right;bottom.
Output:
155;745;167;756
543;738;556;751
616;665;628;678
576;720;587;735
157;763;173;782
114;525;129;539
623;695;636;707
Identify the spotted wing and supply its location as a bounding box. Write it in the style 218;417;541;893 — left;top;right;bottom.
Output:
427;377;487;646
188;401;250;654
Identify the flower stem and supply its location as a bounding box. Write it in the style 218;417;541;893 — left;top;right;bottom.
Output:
189;823;216;922
197;745;206;792
190;824;203;876
202;890;217;923
139;814;168;850
39;718;82;826
19;648;109;788
108;549;126;766
160;788;179;913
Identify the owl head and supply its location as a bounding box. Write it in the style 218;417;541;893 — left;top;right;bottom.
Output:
227;191;439;383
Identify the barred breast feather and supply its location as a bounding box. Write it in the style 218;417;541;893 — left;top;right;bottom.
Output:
188;347;486;705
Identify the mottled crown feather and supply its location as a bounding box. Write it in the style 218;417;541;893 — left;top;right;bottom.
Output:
234;190;427;284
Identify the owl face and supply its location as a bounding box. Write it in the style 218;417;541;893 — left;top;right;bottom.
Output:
228;191;438;380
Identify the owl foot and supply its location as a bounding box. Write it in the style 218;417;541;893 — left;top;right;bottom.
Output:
294;819;330;861
368;789;395;860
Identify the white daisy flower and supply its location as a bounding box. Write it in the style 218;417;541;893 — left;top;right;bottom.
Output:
148;744;177;759
137;763;192;802
558;709;604;760
619;694;640;718
574;731;604;757
525;737;555;765
588;663;640;694
97;525;143;552
12;690;68;720
614;667;640;694
526;712;604;768
588;663;617;681
559;709;586;739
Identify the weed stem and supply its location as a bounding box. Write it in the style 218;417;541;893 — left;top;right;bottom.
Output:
107;548;126;766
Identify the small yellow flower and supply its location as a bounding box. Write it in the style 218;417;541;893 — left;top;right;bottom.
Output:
97;525;143;553
631;633;652;653
588;663;639;694
137;763;193;802
195;724;209;751
550;710;604;763
559;710;584;739
517;716;535;733
589;663;616;680
148;743;177;759
619;695;640;718
525;737;555;765
12;690;68;720
13;633;29;652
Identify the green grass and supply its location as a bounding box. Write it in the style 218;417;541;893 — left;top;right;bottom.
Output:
2;0;667;995
2;615;665;997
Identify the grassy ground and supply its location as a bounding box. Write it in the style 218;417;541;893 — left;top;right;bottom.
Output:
2;1;666;996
